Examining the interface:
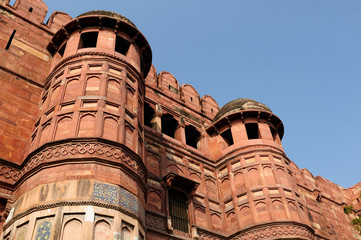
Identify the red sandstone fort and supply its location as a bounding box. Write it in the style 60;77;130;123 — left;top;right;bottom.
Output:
0;0;360;239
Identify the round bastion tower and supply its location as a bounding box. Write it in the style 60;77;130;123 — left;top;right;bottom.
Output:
2;11;151;240
205;98;315;238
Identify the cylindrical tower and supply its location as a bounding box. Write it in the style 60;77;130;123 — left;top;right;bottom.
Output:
3;11;151;240
206;98;314;238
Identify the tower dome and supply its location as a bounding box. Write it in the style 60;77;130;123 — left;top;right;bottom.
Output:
213;98;271;122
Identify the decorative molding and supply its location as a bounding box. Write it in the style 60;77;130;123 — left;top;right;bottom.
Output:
21;140;146;181
0;139;146;186
3;200;145;231
219;144;284;161
0;165;21;182
197;222;315;240
231;224;314;240
145;212;167;232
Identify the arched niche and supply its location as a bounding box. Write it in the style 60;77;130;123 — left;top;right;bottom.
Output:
55;116;72;140
62;219;82;240
107;79;121;100
210;213;222;231
239;205;253;227
78;114;96;137
64;78;79;100
255;201;270;222
103;116;118;141
272;199;286;220
206;179;218;201
226;212;238;233
194;207;207;228
85;76;100;96
94;220;111;240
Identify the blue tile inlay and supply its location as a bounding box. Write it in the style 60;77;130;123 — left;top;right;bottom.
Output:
35;220;52;240
91;182;144;220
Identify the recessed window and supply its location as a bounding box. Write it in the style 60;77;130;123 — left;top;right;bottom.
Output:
28;7;33;12
78;32;98;49
144;102;155;128
161;114;178;138
185;125;201;149
220;129;234;146
58;43;66;57
169;189;189;232
115;36;130;55
270;126;277;141
190;97;193;102
245;123;259;139
0;197;7;215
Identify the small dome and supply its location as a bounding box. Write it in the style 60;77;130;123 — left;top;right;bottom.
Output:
77;10;136;28
213;98;271;122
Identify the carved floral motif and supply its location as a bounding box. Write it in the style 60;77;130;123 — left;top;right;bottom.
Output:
145;212;167;232
0;141;145;183
198;223;314;240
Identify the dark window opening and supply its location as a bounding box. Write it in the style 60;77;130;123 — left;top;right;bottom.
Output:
0;198;7;215
185;125;201;149
245;123;259;139
220;129;234;146
169;189;189;233
161;114;178;138
58;43;66;57
270;126;277;141
5;30;16;50
78;32;98;49
28;7;33;12
144;102;155;128
115;36;130;55
190;97;193;102
9;0;16;6
211;108;213;113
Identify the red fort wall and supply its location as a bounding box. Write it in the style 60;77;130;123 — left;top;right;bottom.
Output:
0;0;360;239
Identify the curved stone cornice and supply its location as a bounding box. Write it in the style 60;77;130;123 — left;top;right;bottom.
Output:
197;221;315;240
0;139;147;190
217;144;285;162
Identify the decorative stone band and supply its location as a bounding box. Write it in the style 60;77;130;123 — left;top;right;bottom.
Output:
218;144;284;161
0;139;146;185
23;140;146;180
3;181;145;231
145;211;168;232
0;164;21;183
197;222;315;240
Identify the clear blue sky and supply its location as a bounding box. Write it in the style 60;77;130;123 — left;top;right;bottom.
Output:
44;0;361;188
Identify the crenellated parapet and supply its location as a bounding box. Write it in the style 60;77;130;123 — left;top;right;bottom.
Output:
145;69;219;122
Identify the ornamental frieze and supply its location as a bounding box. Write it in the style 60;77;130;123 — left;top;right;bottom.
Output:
0;140;146;184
